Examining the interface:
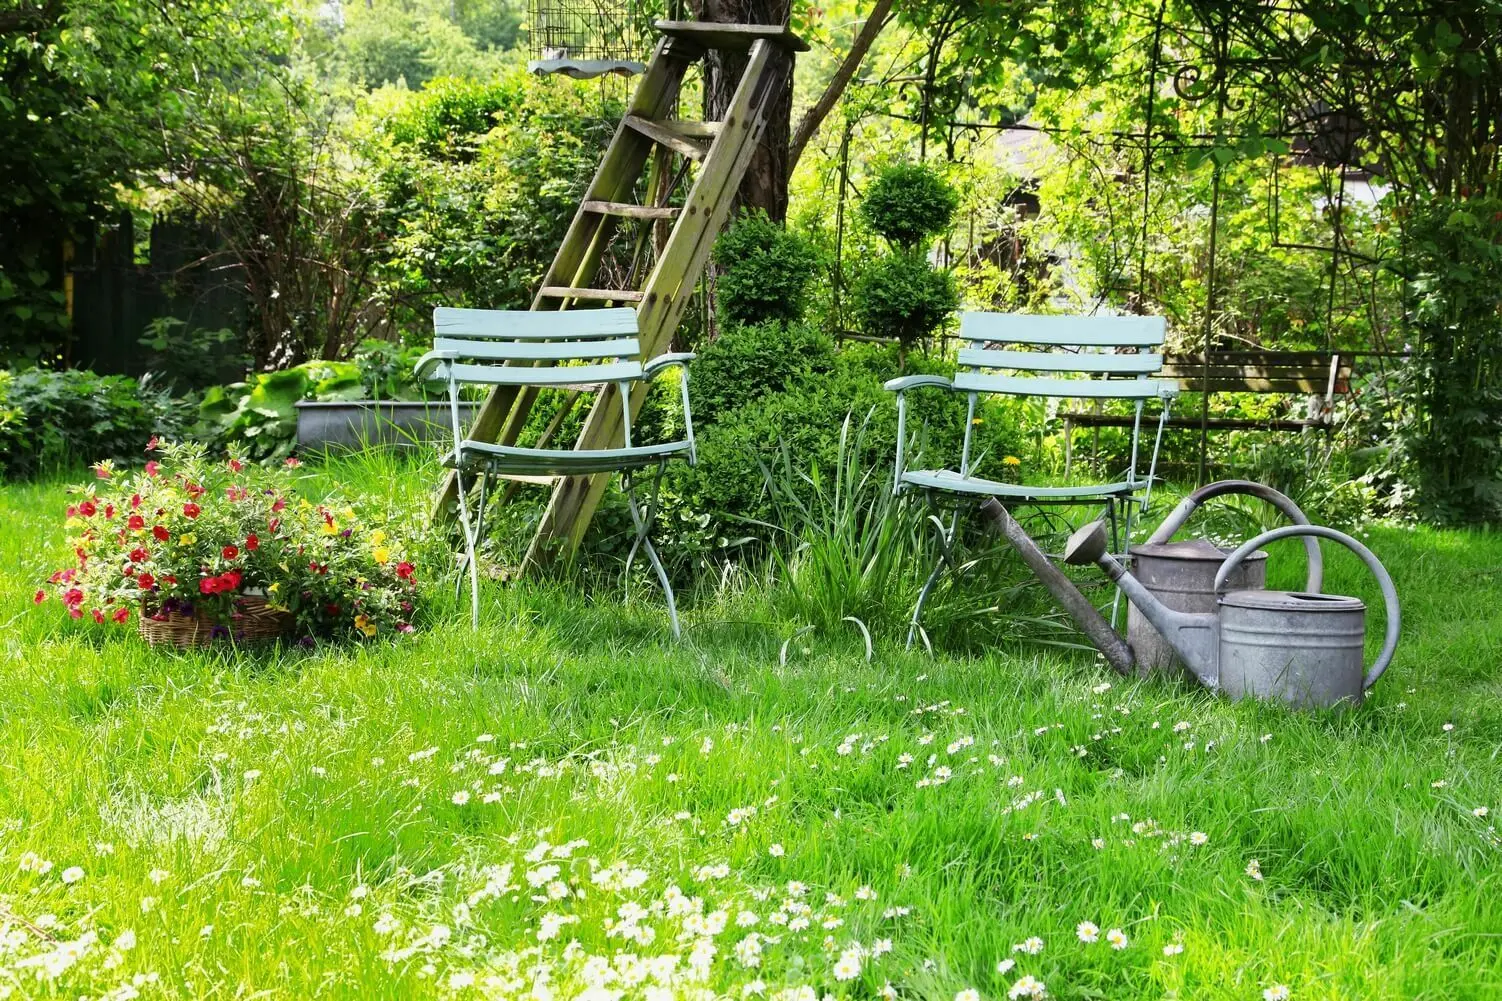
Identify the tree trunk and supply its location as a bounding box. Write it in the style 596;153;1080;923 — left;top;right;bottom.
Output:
788;0;894;172
692;0;793;221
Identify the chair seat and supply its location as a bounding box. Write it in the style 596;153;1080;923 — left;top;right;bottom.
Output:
899;468;1143;500
450;438;692;476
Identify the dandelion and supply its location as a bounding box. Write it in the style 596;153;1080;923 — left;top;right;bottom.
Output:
769;843;785;857
1475;806;1490;818
832;950;862;981
18;852;52;874
1013;937;1043;955
1246;859;1263;880
956;989;981;1001
995;959;1015;975
1106;928;1128;950
1188;831;1209;846
1076;921;1099;943
1263;987;1290;1001
61;866;85;884
1443;723;1455;732
452;790;471;806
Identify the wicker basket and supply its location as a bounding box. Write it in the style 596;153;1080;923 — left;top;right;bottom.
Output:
139;594;293;648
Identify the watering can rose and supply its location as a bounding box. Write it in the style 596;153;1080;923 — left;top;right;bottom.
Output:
38;442;422;642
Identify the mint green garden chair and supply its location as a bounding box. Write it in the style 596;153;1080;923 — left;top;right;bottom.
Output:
416;307;695;634
886;311;1176;648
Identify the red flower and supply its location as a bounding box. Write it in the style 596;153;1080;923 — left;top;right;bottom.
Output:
284;457;301;468
112;607;130;624
63;588;84;607
222;545;239;560
245;534;260;551
162;575;177;586
131;493;142;509
128;547;148;563
146;436;160;452
32;590;46;604
152;525;170;542
268;518;281;534
223;569;241;591
396;561;415;581
271;497;286;513
182;502;201;519
145;461;160;478
92;609;105;624
94;464;111;479
127;514;146;531
229;458;244;473
69;607;83;620
199;576;216;595
138;573;155;589
324;603;341;617
123;565;137;578
104;503;115;519
78;500;97;518
226;485;247;502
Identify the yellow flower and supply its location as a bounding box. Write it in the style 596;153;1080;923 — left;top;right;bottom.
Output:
1003;455;1022;467
354;614;377;638
321;521;338;536
372;546;391;565
178;532;197;546
268;582;280;595
298;498;312;510
369;530;387;547
65;517;84;531
340;506;356;521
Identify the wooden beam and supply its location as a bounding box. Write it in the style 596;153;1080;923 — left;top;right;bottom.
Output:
538;286;646;302
625;115;709;161
655;19;810;52
583;200;681;220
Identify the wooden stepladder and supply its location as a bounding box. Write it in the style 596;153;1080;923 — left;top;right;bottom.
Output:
432;19;807;568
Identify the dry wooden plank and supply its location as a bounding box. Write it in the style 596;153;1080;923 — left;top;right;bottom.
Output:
583;200;681;220
538;286;646;302
654;19;810;52
624;115;708;161
664;120;722;139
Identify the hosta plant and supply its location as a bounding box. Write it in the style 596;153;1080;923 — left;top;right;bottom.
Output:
38;441;421;642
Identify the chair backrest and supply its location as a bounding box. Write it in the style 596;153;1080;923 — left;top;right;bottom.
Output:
949;312;1172;483
432;307;643;388
954;312;1171;399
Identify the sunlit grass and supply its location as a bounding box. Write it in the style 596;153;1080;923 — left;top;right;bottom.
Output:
0;458;1499;999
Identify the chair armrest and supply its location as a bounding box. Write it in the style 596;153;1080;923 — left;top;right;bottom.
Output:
884;374;953;393
414;350;459;381
1156;381;1181;401
643;352;696;376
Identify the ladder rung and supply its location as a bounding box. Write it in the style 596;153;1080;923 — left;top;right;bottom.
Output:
666;121;722;140
624;115;708;161
582;200;681;220
539;286;646;302
655;19;810;53
494;473;559;486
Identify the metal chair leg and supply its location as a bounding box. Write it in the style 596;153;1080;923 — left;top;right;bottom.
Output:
1107;497;1124;630
907;507;959;650
452;469;482;629
623;464;680;638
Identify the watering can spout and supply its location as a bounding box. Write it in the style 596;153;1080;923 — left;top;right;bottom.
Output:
1063;521;1222;689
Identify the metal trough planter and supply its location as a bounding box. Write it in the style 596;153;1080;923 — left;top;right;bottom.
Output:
294;400;477;451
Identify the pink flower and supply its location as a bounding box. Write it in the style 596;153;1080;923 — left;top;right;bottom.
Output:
144;461;160;478
284;457;301;468
32;590;46;604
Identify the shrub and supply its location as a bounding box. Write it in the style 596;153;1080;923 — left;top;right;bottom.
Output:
860;163;959;250
712;211;821;328
0;368;188;479
688;321;837;426
851;251;959;353
40;441;423;641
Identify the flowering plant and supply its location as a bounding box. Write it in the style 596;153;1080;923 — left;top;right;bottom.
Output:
39;440;421;641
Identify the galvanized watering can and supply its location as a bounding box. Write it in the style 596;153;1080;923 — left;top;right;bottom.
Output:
1126;480;1325;676
1062;520;1401;708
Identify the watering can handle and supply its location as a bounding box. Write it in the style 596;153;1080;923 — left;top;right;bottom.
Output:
1147;480;1323;593
1214;525;1401;691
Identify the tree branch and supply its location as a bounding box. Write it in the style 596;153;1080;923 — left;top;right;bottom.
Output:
788;0;896;173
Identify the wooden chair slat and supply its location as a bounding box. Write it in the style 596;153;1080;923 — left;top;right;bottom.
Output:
433;306;639;340
953;372;1174;399
448;361;643;387
958;312;1165;348
435;337;641;362
959;348;1163;375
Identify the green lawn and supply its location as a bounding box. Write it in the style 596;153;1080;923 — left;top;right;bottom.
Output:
1;469;1500;1000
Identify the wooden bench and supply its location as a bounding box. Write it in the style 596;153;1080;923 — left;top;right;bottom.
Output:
1063;350;1354;434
